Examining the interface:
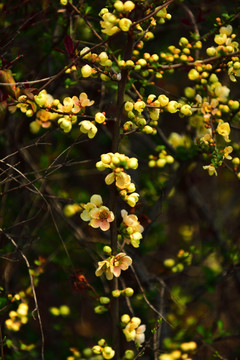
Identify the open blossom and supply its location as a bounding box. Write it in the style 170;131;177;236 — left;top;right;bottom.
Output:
203;164;217;176
80;194;103;221
105;170;131;189
89;206;114;231
95;253;132;280
80;195;114;231
216;121;231;142
79;120;98;138
72;92;94;113
122;316;146;345
223;146;233;160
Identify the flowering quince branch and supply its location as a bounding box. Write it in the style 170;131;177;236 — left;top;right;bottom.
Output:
3;0;240;359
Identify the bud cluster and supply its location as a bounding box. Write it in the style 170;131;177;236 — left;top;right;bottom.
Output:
159;341;197;360
5;302;29;332
148;146;174;168
92;339;115;360
96;153;139;207
118;209;144;248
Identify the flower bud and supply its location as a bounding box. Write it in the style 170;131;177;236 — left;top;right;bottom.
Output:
158;94;169;107
121;314;131;324
112;289;121;297
188;69;199;81
95;112;106;124
114;1;124;12
94;305;108;314
81;65;93;78
123;1;135;12
119;18;132;32
92;346;102;354
167;101;179;113
99;297;110;305
103;246;112;254
124;350;135;360
124;288;134;297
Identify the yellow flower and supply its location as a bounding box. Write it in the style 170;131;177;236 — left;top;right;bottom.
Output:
79;120;98;138
95;112;106;124
102;346;115;360
223;146;233;160
216;121;231;142
123;317;146;345
203;164;217;176
119;18;132;32
105;170;131;190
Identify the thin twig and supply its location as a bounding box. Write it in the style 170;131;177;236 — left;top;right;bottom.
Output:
0;228;45;360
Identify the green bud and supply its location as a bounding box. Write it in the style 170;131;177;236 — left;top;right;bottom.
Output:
124;288;134;297
112;290;121;297
99;297;110;305
94;305;108;314
124;350;135;360
103;246;112;255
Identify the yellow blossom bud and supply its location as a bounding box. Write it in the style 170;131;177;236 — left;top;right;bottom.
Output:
114;1;124;12
81;65;93;78
134;101;146;113
180;342;197;351
167;101;179;113
232;157;240;165
127;158;138;169
158;94;169;107
123;1;135;12
30;121;41;134
124;288;134;297
95;112;106;124
184;87;195;98
143;125;153;134
163;258;175;267
92;346;102;354
124;350;135;360
112;289;121;297
156;158;166;167
180;104;192;116
102;347;115;360
119;18;132;32
121;314;131;324
166;155;174;164
100;297;110;305
188;69;199;81
125;101;134;112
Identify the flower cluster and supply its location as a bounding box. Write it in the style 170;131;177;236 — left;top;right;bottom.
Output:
159;341;197;360
80;194;114;231
119;209;144;248
121;314;146;346
92;339;115;359
96;153;139;207
160;36;196;65
206;24;239;64
16;90;97;135
95;253;132;280
163;249;193;273
124;94;192;135
5;302;29;332
148;146;174;168
99;5;134;36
